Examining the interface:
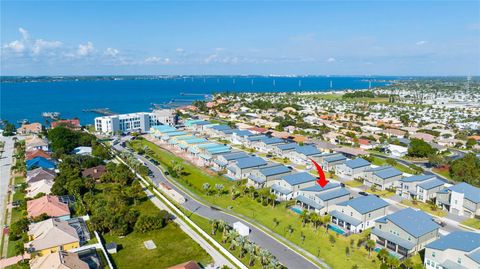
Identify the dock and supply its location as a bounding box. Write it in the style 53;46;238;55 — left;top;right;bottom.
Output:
83;108;116;116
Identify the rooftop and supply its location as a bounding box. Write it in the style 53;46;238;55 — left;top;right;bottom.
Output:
426;231;480;252
338;195;389;214
376;208;439;238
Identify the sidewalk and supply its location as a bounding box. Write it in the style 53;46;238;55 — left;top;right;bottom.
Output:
0;253;30;268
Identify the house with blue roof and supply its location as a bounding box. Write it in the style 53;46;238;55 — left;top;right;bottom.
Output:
424;231;480;269
184;120;212;131
213;151;250;170
26;157;56;170
270;172;317;201
230;129;255;145
436;182;480;218
330;195;389;234
270;142;298;157
204;124;233;138
335;158;371;178
364;166;403;190
226;156;268;180
371;208;440;257
395;174;446;202
294;182;351;214
287;145;323;166
251;137;285;153
247;164;292;189
311;152;346;171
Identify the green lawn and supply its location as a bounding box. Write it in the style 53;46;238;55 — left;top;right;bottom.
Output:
401;200;447;217
131;140;425;269
189;214;262;269
344;180;364;188
95;181;212;269
432;168;451;180
370;156;418;174
103;223;212;269
365;188;395;198
7;175;27;258
461;218;480;230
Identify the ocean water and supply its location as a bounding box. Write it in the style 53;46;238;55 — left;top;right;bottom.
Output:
0;76;392;126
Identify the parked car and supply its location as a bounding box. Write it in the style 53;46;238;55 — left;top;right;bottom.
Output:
358;191;368;196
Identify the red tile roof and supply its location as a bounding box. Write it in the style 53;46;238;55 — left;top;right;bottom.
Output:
167;261;201;269
51;119;80;129
27;195;70;218
25;149;51;161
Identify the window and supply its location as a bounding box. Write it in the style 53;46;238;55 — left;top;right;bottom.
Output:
457;258;461;264
432;252;435;257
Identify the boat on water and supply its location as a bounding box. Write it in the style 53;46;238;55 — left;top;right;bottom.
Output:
41;112;61;120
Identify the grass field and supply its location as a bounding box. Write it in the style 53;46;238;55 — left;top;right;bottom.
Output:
131;140;425;269
96;181;212;269
461;218;480;230
103;223;212;269
7;175;27;258
344;180;364;188
432;167;451;180
365;188;396;198
401;200;447;217
370;156;418;175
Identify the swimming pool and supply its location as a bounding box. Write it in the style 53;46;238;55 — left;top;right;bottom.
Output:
327;224;345;235
290;207;303;215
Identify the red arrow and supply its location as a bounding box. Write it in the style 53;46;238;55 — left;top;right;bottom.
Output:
310;158;329;188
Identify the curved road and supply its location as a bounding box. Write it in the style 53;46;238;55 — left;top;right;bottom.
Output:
113;143;326;269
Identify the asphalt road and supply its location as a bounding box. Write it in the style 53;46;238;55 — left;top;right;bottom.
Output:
113;143;325;269
0;136;14;232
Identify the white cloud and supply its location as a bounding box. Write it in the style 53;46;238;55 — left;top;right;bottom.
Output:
19;28;29;40
326;57;336;63
105;47;119;57
416;40;428;46
77;42;94;56
3;40;26;53
32;39;62;55
175;48;185;53
144;56;171;64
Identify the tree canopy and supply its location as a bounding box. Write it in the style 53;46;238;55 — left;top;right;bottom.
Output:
450;153;480;187
407;138;436;158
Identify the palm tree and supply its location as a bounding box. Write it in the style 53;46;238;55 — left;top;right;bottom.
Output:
377;248;389;264
309;212;319;230
402;258;414;269
236;236;247;258
210;219;219;235
245;242;256;266
202;183;211;194
269;193;277;207
259;249;272;267
366;240;375;257
300;209;310;227
386;256;400;269
272;217;280;227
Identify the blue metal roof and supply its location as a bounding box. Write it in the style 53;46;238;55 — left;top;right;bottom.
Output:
271;184;292;195
345;158;371;169
446;182;480;203
233;130;254;137
301;182;340;192
175;135;197;141
400;174;435;183
324;155;347;163
330;210;362;226
210;125;232;131
258;165;291;177
296;195;323;209
338;195;389;214
316;188;350;201
184;138;208;144
294;145;322;156
374;167;402;180
417;178;445;190
371;228;416;250
277;143;298;150
426;231;480;252
260;137;284;145
366;165;391;172
468;249;480;264
248;175;266;184
375;208;439;238
26;157;56;170
235;156;267;169
220;152;250;161
247;135;267;142
281;172;316;186
151;125;177;132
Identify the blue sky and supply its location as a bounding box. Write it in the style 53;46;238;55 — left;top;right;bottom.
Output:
1;1;479;76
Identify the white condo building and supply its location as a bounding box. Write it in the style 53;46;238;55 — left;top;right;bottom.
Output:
94;112;158;134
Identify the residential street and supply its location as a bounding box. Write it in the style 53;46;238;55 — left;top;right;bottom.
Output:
0;136;14;236
113;143;326;269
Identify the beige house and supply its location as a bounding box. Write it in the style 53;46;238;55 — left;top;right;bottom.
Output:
25;218;80;256
30;251;89;269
